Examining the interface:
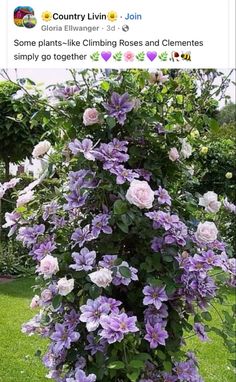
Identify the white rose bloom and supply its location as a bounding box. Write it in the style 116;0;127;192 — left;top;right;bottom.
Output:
38;255;59;279
32;140;51;158
168;147;180;162
89;268;113;288
199;191;221;213
180;138;192;159
30;295;40;309
16;190;35;207
195;221;218;243
126;180;155;209
57;277;74;296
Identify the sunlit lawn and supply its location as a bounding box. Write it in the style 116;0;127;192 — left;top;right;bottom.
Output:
0;278;235;382
0;278;48;382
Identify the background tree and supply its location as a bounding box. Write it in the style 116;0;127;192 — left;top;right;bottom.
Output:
0;80;51;179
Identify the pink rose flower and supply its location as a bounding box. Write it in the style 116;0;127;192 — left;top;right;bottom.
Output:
57;277;74;296
168;147;180;162
89;268;113;288
199;191;221;213
126;180;155;209
83;108;100;126
41;289;53;302
38;255;59;279
32;140;51;158
30;295;40;309
124;51;135;62
195;221;218;243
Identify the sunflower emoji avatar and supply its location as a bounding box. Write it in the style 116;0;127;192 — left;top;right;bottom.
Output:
107;11;118;22
41;11;52;22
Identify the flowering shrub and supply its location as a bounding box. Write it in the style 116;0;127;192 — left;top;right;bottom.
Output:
4;70;236;382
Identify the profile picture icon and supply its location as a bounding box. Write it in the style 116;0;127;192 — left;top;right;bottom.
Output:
23;14;37;28
14;6;37;28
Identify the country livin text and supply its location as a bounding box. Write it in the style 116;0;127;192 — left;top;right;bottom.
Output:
14;39;204;48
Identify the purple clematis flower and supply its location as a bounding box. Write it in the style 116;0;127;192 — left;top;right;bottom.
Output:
143;285;168;309
17;224;45;247
74;368;96;382
188;254;212;275
43;201;58;221
145;211;180;231
100;312;139;344
194;323;209;342
94;142;129;170
112;261;138;286
79;298;110;332
68;139;96;161
3;212;21;236
68;170;90;191
161;372;178;382
155;186;171;206
109;165;139;184
103;92;134;125
144;304;168;326
51;323;80;354
174;360;201;382
67;169;99;192
98;255;118;269
151;237;164;252
53;85;80;99
64;190;87;210
91;214;112;238
70;247;96;271
201;250;222;267
71;225;93;247
31;238;57;261
99;297;122;314
85;334;107;355
134;168;152;182
64;310;80;329
144;322;168;348
110;138;129;152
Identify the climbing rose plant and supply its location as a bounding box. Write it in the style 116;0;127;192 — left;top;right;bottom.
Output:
4;69;235;382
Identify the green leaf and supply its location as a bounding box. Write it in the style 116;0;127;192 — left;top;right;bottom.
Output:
52;294;62;309
209;118;220;132
163;361;172;372
106;116;116;128
201;312;212;321
119;266;132;278
101;81;110;92
117;221;129;233
127;371;140;382
132;353;150;362
194;314;202;323
113;200;128;215
121;214;132;226
89;284;101;299
108;361;125;369
156;349;166;360
129;360;144;369
176;94;183;104
66;293;75;303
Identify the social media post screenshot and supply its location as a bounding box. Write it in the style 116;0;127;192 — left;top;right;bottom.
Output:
0;1;235;382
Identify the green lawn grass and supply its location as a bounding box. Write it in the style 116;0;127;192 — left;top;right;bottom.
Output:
0;278;48;382
184;287;236;382
0;278;235;382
